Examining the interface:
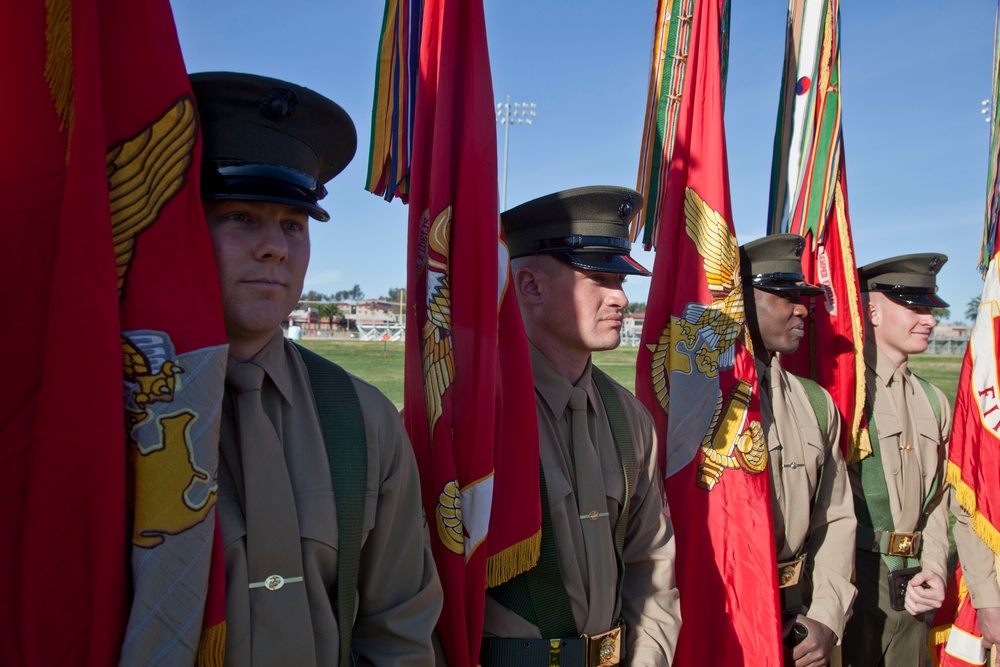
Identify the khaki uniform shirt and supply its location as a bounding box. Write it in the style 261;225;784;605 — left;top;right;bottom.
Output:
952;495;1000;608
218;330;443;666
759;357;857;640
483;344;682;667
848;348;951;581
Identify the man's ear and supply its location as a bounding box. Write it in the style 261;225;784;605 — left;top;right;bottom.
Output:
514;265;544;306
867;297;880;327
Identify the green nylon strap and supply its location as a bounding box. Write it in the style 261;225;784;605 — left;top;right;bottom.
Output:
914;375;943;426
591;367;635;623
487;367;635;636
797;376;828;436
855;399;916;571
487;466;578;638
911;374;943;518
296;344;367;667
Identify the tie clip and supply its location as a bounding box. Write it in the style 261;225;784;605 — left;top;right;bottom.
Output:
580;511;610;522
249;574;304;591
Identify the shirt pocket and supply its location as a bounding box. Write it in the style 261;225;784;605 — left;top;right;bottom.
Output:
916;416;941;451
873;411;903;476
297;490;339;550
602;464;626;515
216;494;246;548
543;465;574;507
797;425;826;494
296;491;340;636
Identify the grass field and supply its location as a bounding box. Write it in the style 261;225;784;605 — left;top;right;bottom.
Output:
297;339;963;411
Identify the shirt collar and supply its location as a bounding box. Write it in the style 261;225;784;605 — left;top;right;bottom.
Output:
872;346;906;387
529;341;595;420
228;328;295;405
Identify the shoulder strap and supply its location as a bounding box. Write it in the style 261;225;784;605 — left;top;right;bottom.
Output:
911;374;944;517
487;466;578;638
791;375;828;511
913;374;943;427
591;366;635;623
796;376;829;435
295;343;367;667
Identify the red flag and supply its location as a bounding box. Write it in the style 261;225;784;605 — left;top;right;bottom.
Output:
941;315;1000;666
934;7;1000;664
401;1;540;665
0;0;227;664
784;162;869;464
633;0;782;663
930;563;987;666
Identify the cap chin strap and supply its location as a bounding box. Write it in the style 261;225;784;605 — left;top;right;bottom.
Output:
530;235;632;253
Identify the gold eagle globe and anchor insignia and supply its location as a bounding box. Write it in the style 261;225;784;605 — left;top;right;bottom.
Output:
646;187;765;490
696;380;767;490
124;335;215;549
419;206;465;554
108;96;206;547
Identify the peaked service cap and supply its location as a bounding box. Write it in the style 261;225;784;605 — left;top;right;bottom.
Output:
858;253;949;308
190;71;357;222
501;185;651;276
739;234;824;296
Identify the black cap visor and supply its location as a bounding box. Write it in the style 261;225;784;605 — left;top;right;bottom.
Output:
750;272;825;296
552;251;651;277
870;283;949;308
201;162;330;221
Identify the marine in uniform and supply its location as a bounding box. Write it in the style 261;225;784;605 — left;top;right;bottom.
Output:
740;235;857;667
842;253;952;667
191;72;443;666
480;186;682;667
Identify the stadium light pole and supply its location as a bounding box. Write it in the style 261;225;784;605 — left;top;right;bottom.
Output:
495;95;537;211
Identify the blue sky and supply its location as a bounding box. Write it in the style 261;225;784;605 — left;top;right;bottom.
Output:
172;0;997;319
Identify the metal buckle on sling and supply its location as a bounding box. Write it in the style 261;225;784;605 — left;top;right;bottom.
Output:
548;639;562;667
583;625;622;666
887;531;921;558
777;557;804;589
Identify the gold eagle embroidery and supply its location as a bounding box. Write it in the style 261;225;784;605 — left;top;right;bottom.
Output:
109;96;197;296
645;187;764;489
647;187;747;413
422;206;456;435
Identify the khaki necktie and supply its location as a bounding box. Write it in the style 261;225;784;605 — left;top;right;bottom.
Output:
227;362;315;666
568;386;615;630
890;368;921;529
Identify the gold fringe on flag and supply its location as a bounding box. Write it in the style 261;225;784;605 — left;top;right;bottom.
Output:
45;0;73;145
948;461;1000;555
485;529;540;588
834;182;871;464
195;622;226;667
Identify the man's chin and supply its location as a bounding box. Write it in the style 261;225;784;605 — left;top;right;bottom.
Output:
592;335;622;352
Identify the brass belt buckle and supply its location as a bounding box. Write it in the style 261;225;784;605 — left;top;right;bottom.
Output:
584;625;622;666
777;557;804;589
888;531;919;558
